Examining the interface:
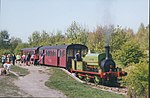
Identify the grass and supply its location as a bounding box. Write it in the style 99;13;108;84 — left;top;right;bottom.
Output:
11;65;30;76
45;68;125;98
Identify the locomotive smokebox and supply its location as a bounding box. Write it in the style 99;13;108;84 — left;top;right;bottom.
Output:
105;45;110;60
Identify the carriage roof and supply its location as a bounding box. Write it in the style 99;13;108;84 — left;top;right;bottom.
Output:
39;44;88;50
21;46;42;51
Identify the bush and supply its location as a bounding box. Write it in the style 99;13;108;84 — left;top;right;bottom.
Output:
124;61;148;97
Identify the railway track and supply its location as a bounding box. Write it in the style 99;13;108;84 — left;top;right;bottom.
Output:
61;68;128;95
85;82;127;95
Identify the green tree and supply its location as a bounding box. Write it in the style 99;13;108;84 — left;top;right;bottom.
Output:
28;31;41;46
10;37;22;52
39;31;51;46
115;40;144;66
135;23;149;50
53;30;65;45
110;26;134;53
66;21;88;44
87;26;105;52
14;43;29;54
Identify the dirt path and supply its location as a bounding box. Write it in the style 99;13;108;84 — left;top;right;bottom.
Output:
14;65;67;98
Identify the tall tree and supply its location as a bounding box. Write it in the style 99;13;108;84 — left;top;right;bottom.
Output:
87;26;105;52
0;30;11;49
39;31;51;46
115;40;144;66
110;26;134;53
28;31;41;47
53;30;65;45
135;23;149;50
66;21;88;44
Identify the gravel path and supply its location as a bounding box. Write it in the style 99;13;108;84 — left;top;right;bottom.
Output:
14;65;66;98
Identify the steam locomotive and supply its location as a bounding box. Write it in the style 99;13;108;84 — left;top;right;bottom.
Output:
21;44;127;86
71;45;127;85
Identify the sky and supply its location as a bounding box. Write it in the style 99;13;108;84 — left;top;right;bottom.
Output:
0;0;149;42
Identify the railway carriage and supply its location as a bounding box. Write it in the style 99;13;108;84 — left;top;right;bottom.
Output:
39;44;88;69
21;46;41;55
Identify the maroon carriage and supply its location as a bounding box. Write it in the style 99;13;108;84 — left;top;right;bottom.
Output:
21;46;41;55
21;46;42;63
39;44;88;69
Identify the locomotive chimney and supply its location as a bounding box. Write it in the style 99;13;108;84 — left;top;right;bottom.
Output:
105;45;110;60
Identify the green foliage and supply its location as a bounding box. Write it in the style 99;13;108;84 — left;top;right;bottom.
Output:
66;21;88;45
87;26;105;52
0;49;11;57
14;43;29;54
125;61;148;97
51;31;65;45
114;40;144;66
10;37;22;52
135;23;149;50
110;26;133;52
28;31;41;46
38;31;51;46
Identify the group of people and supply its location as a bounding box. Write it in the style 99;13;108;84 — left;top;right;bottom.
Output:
0;52;40;75
1;53;15;75
21;53;39;66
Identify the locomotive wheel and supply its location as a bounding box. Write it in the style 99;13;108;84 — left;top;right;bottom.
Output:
78;75;84;80
85;74;91;82
94;76;102;85
75;73;84;80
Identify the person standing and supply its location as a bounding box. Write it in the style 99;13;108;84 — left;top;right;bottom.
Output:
6;54;11;63
16;54;21;65
21;53;26;65
12;53;16;65
34;53;39;66
26;53;31;66
74;51;81;61
30;54;34;64
1;55;6;66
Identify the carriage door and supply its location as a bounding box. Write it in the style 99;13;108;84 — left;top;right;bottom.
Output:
57;49;60;66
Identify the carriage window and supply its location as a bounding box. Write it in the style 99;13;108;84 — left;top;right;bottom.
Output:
67;49;73;57
46;51;48;56
61;50;65;57
46;50;50;56
50;51;52;56
54;51;56;56
73;49;87;57
58;50;61;57
52;51;56;56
